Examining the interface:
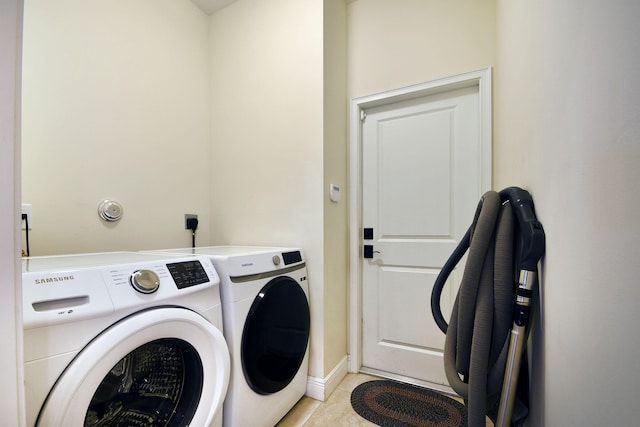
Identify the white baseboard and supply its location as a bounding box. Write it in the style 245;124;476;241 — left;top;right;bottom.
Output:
305;355;349;401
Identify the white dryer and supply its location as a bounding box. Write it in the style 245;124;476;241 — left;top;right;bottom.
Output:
22;252;231;427
146;246;310;427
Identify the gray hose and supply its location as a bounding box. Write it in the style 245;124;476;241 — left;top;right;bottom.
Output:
443;191;515;427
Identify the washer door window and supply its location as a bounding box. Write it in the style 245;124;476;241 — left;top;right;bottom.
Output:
241;276;311;395
85;338;201;426
38;308;230;427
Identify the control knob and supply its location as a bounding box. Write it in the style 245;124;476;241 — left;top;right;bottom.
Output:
130;269;160;294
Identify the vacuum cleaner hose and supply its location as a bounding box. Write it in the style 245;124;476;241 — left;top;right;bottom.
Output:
430;227;470;334
431;187;544;427
431;191;515;426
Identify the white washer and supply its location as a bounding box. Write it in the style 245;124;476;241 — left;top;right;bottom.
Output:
22;252;231;427
146;246;310;427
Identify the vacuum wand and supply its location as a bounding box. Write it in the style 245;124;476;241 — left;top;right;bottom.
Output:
495;269;536;427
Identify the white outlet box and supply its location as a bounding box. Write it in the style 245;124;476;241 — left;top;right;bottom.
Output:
22;203;32;230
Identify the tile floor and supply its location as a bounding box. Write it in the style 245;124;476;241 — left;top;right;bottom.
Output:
276;373;379;427
276;373;494;427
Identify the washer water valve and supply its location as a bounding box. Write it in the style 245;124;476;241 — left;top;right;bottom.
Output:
98;199;123;222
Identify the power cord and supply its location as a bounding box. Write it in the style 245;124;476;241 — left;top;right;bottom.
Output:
186;217;198;248
22;213;30;257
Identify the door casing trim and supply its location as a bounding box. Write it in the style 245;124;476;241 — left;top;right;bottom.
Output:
348;68;492;373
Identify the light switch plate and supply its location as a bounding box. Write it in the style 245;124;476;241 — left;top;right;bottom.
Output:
329;184;341;203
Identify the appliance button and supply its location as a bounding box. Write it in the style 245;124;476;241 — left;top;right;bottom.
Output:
130;269;160;294
272;255;281;266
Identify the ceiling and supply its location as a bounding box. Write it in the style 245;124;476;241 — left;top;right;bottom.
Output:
192;0;358;15
190;0;238;15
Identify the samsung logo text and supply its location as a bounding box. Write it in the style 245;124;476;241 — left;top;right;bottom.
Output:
35;276;75;284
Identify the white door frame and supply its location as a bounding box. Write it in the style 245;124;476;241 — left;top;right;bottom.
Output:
348;68;492;373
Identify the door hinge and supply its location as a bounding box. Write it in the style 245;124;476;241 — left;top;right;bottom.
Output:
360;110;367;121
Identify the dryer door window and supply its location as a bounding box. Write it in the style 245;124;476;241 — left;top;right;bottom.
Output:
241;276;310;395
85;338;202;426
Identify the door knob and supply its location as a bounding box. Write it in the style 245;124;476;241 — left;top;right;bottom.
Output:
363;245;381;259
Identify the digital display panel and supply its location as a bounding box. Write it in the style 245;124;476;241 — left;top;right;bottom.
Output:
167;261;209;289
282;251;302;265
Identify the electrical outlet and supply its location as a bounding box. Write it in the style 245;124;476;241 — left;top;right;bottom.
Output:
185;214;198;229
22;203;32;230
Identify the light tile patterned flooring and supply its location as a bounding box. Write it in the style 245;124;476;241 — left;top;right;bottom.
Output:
276;373;494;427
276;373;379;427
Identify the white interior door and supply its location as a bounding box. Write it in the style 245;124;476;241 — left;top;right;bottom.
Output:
360;82;488;388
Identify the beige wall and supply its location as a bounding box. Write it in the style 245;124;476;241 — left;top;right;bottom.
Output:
207;0;324;250
494;1;640;425
22;0;212;255
323;0;349;382
347;0;496;99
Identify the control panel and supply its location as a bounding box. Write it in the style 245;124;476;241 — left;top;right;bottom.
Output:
22;254;220;330
167;260;210;289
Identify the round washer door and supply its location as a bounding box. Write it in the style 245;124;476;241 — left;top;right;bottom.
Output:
37;307;230;427
241;276;310;395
